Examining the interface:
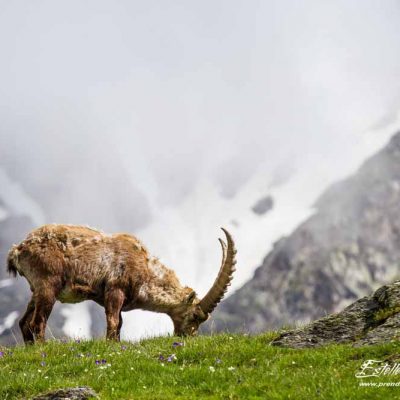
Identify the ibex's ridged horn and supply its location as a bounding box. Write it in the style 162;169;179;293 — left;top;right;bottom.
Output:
199;228;237;314
218;237;227;268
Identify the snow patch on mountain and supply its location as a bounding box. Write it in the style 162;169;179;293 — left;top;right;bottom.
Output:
0;279;13;289
0;311;19;335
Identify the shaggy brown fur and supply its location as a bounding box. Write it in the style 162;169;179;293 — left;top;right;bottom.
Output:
7;224;235;343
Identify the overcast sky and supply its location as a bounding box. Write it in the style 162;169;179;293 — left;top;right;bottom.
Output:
1;1;400;193
1;0;400;338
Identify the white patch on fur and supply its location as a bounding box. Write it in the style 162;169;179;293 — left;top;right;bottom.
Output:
92;236;102;243
98;249;114;270
134;243;142;251
83;224;104;233
138;283;149;302
148;257;165;279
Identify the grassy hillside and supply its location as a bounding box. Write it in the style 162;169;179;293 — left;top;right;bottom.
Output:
1;333;399;399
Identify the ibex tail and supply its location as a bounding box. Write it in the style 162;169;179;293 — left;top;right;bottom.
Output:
7;245;20;277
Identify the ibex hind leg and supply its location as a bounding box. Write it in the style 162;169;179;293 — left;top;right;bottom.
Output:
104;288;125;341
19;298;35;344
29;287;58;343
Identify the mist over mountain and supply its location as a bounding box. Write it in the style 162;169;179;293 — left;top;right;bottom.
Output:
206;132;400;332
1;1;400;341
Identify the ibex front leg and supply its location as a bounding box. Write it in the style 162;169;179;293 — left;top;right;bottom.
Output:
19;297;35;343
29;288;57;342
104;288;125;340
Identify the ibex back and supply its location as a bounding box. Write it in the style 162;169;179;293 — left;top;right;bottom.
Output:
7;224;236;343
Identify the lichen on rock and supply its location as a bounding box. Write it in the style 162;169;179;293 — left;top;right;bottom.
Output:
32;386;98;400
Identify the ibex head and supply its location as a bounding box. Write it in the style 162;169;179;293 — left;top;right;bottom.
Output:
169;228;237;336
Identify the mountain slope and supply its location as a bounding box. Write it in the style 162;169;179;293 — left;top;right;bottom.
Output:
206;132;400;332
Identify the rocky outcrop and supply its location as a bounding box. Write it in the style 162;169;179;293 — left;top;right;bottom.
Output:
272;281;400;348
206;131;400;333
32;386;98;400
252;195;274;215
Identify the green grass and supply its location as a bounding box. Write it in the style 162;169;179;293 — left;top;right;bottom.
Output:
1;333;400;399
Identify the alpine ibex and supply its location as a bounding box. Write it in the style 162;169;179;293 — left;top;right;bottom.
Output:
7;224;236;343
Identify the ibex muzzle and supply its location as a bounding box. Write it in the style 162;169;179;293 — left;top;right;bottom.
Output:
7;224;236;343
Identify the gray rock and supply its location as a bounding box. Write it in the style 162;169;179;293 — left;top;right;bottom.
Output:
251;195;274;215
271;281;400;348
32;386;98;400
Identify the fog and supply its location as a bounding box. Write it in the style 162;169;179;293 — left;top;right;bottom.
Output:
0;0;400;339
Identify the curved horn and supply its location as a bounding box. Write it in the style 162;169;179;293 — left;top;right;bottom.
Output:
218;237;227;268
199;228;237;314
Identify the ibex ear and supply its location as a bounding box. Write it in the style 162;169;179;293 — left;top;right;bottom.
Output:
185;290;197;304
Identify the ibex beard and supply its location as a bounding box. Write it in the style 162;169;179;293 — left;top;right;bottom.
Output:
7;224;236;343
